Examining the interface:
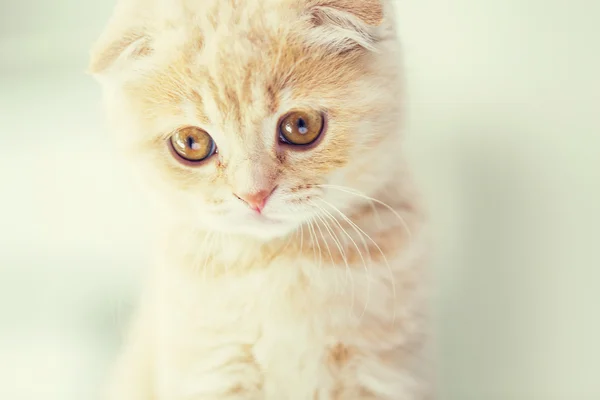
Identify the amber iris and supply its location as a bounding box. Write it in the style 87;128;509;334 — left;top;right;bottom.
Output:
170;127;216;162
279;110;324;146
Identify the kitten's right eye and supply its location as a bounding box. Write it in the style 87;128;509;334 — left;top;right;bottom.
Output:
170;127;217;163
279;110;324;147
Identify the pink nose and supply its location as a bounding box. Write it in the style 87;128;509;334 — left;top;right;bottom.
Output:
235;189;273;213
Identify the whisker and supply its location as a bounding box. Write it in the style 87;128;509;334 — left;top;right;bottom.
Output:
316;184;413;242
311;213;335;265
299;223;305;255
310;209;341;292
317;200;373;262
307;219;318;272
314;200;372;320
309;218;324;271
306;218;322;287
309;201;351;297
318;197;398;325
316;198;377;317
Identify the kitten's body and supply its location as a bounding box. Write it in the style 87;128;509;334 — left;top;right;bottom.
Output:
91;1;430;399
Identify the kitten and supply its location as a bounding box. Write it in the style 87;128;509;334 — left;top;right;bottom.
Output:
90;0;430;399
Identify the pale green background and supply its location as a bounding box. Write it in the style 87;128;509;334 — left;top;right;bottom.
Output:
0;1;599;399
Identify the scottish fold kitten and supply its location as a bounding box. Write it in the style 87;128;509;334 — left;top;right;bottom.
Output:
90;0;430;399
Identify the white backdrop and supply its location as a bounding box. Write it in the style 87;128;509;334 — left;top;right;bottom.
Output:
0;1;599;399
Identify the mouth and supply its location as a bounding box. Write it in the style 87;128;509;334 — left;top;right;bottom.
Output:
247;212;281;225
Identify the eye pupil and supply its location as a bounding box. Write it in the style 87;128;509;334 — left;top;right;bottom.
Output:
297;118;308;135
187;136;195;148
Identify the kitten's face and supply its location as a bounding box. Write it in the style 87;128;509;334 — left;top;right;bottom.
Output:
93;0;401;240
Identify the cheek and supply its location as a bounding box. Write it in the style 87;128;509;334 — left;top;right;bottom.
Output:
284;138;350;180
131;145;227;206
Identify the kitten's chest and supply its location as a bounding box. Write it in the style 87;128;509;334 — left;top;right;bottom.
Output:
156;262;365;399
159;256;367;324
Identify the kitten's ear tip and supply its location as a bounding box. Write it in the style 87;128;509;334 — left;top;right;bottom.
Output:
308;0;385;26
303;0;387;52
87;42;112;76
86;56;101;77
87;50;110;76
87;34;153;77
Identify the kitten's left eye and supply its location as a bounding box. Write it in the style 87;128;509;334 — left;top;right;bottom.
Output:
279;110;324;146
170;127;217;163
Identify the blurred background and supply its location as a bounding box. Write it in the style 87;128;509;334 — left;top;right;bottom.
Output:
1;1;599;399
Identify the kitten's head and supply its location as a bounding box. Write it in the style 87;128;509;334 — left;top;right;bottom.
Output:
90;0;403;240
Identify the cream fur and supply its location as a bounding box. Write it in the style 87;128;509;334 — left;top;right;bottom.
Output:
91;0;431;399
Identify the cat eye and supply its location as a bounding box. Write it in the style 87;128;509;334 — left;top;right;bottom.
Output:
170;127;217;163
279;110;324;146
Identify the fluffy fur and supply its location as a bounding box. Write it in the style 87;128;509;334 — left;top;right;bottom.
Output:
90;0;430;399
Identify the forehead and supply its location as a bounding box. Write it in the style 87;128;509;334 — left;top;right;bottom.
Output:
127;1;365;136
188;1;303;124
194;36;289;132
189;0;295;31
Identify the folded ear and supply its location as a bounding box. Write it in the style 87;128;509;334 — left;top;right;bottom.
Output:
304;0;385;51
88;2;154;76
89;32;152;75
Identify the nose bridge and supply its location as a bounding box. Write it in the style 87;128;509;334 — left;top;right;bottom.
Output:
228;141;277;195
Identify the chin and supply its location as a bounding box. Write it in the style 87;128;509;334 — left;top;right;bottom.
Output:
212;214;300;240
